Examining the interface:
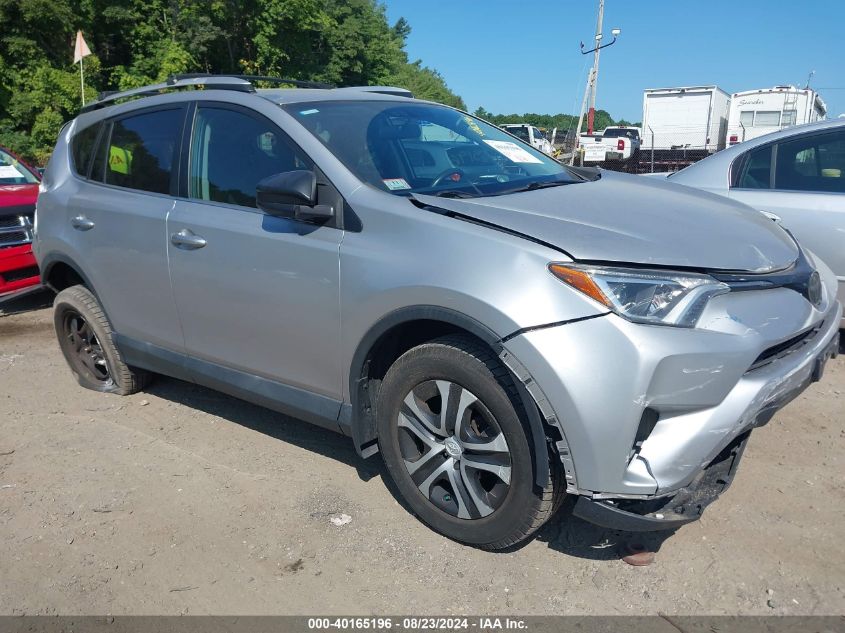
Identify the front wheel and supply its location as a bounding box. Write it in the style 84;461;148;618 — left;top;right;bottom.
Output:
376;335;563;550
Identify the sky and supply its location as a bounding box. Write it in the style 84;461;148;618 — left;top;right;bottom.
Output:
383;0;845;122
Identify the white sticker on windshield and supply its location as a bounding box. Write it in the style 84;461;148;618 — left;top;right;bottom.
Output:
383;178;411;191
483;140;543;164
0;165;25;179
299;108;319;115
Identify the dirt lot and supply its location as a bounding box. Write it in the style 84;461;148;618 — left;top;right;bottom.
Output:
1;292;843;616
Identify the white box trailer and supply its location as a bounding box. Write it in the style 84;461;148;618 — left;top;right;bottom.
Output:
726;86;827;146
641;86;730;157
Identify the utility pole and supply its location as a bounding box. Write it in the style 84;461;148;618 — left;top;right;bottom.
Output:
570;0;620;165
587;0;604;135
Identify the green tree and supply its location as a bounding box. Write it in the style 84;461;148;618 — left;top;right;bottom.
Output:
0;0;466;165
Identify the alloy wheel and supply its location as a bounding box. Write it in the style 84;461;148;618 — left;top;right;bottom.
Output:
63;311;110;383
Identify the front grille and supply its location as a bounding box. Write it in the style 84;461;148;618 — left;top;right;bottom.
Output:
748;325;820;372
0;214;33;248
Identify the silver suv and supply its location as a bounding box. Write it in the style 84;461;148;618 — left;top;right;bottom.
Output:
35;76;841;550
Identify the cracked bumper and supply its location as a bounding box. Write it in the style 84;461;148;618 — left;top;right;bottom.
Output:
504;284;842;500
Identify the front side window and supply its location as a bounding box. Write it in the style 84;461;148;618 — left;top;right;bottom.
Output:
189;107;311;208
288;102;577;197
736;144;772;189
774;131;845;193
104;109;182;194
0;148;39;185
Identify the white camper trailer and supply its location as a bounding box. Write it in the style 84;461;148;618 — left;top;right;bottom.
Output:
641;86;730;161
726;86;827;145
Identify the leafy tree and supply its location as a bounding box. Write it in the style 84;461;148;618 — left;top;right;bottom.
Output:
0;0;466;165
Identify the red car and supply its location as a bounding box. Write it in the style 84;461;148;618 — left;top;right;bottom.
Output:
0;146;41;298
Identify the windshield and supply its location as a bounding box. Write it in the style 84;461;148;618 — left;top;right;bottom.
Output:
0;149;39;185
287;102;577;197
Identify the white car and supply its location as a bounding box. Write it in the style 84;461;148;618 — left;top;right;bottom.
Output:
660;119;845;330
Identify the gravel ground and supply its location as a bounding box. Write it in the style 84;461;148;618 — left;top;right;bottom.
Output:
1;292;843;615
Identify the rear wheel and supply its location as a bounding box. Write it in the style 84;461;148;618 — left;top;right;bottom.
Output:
377;335;563;550
53;285;150;395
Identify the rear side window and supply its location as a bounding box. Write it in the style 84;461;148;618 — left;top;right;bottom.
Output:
736;145;772;189
774;131;845;193
71;123;100;177
104;109;182;194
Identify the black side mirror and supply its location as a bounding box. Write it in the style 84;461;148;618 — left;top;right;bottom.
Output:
256;170;334;222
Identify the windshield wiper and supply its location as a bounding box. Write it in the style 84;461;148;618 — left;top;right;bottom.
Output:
500;180;573;195
433;189;476;199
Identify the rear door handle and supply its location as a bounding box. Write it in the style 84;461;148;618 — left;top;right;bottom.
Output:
71;215;95;231
170;228;207;250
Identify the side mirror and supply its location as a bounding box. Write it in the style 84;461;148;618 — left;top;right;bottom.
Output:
256;170;335;222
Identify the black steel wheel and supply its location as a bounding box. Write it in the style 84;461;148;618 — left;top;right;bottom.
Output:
61;310;110;384
53;285;151;395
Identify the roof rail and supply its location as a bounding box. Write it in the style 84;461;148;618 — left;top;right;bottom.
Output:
171;74;335;90
335;86;414;98
80;75;255;113
79;74;410;114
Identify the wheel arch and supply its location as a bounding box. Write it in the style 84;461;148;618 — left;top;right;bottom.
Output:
41;252;93;294
346;306;553;490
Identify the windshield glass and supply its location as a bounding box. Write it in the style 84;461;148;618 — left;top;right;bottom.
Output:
287;102;577;197
0;149;39;185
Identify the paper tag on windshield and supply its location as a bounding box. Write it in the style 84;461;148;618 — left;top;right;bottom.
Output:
383;178;411;190
0;165;25;179
483;140;543;164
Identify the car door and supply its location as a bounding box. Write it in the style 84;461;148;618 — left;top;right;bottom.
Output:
728;129;845;308
68;106;186;350
166;102;344;425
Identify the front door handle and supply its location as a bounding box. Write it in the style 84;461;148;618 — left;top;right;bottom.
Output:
71;215;95;231
760;210;782;223
170;228;207;250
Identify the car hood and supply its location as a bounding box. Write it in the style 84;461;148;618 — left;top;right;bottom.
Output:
413;170;798;273
0;184;38;219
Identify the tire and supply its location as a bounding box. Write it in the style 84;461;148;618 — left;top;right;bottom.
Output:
376;334;563;550
53;285;151;395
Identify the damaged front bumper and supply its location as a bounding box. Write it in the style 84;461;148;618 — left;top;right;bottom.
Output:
573;429;751;531
504;281;841;531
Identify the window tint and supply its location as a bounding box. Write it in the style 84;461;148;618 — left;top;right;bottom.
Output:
104;109;182;194
71;123;100;177
90;123;111;183
774;131;845;193
739;111;754;127
736;145;772;189
189;107;310;208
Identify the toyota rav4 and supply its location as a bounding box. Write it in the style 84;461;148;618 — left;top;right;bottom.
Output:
34;76;841;550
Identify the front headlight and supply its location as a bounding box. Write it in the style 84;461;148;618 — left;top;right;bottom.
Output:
549;263;730;327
